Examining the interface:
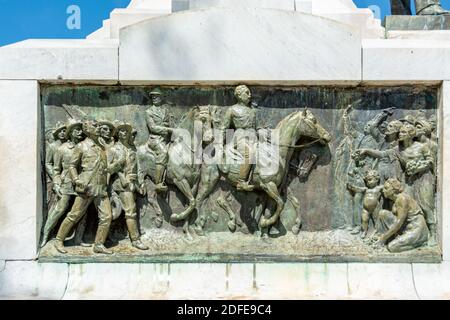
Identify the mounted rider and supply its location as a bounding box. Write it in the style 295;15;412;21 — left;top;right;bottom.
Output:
145;88;174;193
220;85;258;192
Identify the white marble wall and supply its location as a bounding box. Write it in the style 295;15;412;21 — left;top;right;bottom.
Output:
3;261;450;299
0;81;39;260
363;39;450;82
0;40;119;82
189;0;296;11
119;6;361;83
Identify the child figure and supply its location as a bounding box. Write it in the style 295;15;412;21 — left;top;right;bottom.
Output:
347;170;383;238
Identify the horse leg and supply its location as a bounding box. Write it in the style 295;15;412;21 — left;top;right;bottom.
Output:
144;183;164;228
287;187;302;235
217;191;237;232
254;195;267;237
170;178;196;222
182;217;193;241
259;181;285;228
193;165;220;236
260;199;275;239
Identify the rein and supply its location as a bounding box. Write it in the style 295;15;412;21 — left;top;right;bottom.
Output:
275;138;321;149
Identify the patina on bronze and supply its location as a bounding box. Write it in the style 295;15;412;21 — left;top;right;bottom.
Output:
39;85;441;263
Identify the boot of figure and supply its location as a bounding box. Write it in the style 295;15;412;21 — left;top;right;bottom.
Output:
237;163;255;192
126;218;149;250
53;219;75;254
155;164;168;193
93;224;113;254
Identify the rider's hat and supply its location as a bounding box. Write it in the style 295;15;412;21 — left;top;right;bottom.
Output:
149;88;162;96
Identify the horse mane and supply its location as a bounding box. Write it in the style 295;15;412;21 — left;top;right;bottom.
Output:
275;110;302;130
177;108;197;131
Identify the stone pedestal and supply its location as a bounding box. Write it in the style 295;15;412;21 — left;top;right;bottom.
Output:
1;0;450;300
384;15;450;31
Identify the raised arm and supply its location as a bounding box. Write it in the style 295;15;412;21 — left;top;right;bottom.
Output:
347;183;366;194
359;148;387;159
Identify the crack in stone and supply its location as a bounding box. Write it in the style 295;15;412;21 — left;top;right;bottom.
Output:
59;263;70;300
346;263;351;297
411;264;422;300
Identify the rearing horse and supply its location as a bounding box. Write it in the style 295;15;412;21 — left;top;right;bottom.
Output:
193;109;332;234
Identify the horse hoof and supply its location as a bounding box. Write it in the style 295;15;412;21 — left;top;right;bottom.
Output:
228;220;236;232
211;211;219;222
170;214;180;222
292;225;300;235
259;219;268;228
155;218;163;228
193;226;205;237
184;233;194;241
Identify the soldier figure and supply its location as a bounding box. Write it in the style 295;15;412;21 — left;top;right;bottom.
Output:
110;121;149;250
145;88;174;193
45;122;67;205
46;122;67;179
391;0;449;15
41;119;84;248
220;85;258;192
53;120;119;255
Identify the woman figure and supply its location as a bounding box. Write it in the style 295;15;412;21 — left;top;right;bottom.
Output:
376;178;429;253
397;123;436;245
357;122;436;245
354;119;404;184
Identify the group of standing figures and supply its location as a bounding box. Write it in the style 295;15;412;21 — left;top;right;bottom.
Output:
337;104;438;252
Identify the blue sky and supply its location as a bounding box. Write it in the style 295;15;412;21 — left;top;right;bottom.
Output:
0;0;449;46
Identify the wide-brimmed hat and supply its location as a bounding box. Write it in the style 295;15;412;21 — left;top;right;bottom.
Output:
97;119;116;136
52;121;67;140
65;119;83;139
149;88;162;96
415;117;433;135
399;115;416;125
113;120;133;137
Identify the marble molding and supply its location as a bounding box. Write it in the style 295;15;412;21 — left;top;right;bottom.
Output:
363;39;450;82
2;261;450;299
119;7;362;83
0;40;119;81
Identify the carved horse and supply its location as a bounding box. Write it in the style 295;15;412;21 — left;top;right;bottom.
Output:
192;109;332;235
137;105;217;234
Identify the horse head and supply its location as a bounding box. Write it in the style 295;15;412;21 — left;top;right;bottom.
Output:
296;109;332;145
191;105;217;145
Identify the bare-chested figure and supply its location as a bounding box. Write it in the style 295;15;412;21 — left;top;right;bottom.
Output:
357;122;436;246
347;170;383;238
